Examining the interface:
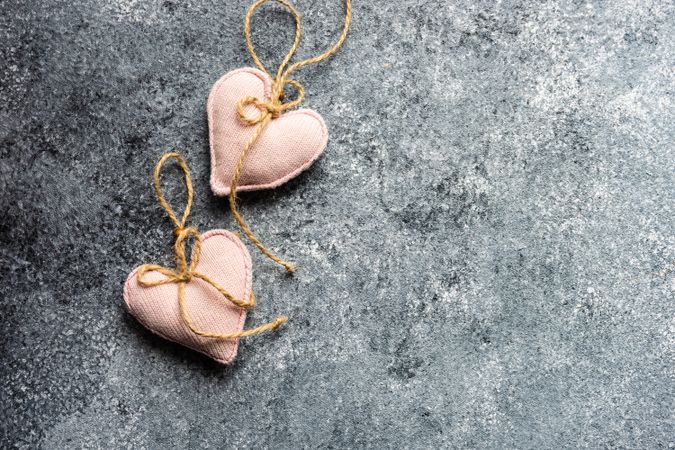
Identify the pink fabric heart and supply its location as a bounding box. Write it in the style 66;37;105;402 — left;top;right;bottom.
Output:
207;67;328;196
124;230;252;364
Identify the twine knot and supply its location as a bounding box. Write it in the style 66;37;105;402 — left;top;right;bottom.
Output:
236;78;305;126
173;226;185;240
236;96;282;125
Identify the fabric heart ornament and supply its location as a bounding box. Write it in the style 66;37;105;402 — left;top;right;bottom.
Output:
204;0;350;273
207;67;327;196
125;230;252;364
124;153;287;364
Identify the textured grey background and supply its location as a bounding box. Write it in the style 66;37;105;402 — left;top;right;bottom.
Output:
1;0;674;448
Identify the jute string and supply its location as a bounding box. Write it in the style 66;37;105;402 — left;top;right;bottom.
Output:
138;152;288;340
230;0;352;273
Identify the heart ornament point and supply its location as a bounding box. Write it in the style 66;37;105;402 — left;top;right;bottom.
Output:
207;67;328;196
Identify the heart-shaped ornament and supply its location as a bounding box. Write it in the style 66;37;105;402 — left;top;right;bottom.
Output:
124;230;252;364
207;67;328;196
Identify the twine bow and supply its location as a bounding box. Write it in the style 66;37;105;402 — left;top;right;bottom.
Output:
229;0;352;273
138;152;288;340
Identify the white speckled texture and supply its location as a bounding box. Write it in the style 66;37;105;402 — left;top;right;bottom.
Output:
1;0;673;448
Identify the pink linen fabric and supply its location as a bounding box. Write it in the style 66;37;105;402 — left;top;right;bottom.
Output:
124;230;251;364
208;67;328;196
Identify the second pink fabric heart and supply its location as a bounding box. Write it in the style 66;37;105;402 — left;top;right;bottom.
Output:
208;67;328;196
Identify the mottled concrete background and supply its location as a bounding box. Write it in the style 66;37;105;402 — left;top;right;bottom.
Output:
1;0;673;448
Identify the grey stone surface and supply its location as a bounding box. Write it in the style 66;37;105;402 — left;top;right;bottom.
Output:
1;0;674;448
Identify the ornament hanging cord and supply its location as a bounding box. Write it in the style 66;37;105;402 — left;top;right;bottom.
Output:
230;0;352;273
138;152;287;340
